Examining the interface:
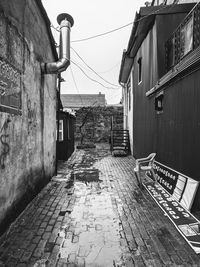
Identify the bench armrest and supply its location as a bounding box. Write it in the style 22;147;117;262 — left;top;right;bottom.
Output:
135;153;156;169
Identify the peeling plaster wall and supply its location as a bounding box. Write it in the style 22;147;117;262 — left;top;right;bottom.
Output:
0;0;57;231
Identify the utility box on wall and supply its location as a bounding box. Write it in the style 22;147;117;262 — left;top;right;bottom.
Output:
0;0;57;234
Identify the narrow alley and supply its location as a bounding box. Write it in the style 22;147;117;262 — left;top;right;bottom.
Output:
0;144;200;267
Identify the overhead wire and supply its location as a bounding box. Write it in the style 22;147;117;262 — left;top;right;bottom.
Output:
70;59;120;90
70;4;175;43
49;4;172;44
50;23;59;32
49;25;120;91
135;2;178;23
69;56;120;90
71;47;120;88
71;22;133;43
49;4;174;94
69;65;84;105
98;61;120;74
70;60;121;105
49;22;121;90
68;4;176;91
70;66;109;108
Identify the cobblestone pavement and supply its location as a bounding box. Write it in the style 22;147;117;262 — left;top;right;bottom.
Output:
0;144;200;266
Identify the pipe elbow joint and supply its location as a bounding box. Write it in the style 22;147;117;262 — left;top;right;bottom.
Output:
41;58;70;74
41;13;74;75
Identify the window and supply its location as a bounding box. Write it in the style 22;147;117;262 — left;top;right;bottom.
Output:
166;36;175;70
180;16;193;58
127;79;131;111
138;57;142;84
57;120;64;141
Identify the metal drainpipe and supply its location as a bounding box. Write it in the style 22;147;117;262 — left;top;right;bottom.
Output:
41;13;74;74
41;13;74;175
120;82;128;130
55;73;61;176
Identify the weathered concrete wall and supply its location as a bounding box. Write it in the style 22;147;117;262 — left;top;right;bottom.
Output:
0;0;57;232
75;106;123;143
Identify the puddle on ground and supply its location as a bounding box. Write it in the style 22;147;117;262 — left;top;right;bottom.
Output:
59;181;128;266
74;169;101;183
51;147;130;266
64;168;102;190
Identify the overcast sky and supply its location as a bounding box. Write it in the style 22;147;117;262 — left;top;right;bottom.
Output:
42;0;144;104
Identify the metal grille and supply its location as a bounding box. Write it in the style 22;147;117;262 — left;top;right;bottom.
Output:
165;3;200;72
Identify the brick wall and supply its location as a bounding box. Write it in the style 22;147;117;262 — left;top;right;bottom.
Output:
75;106;123;143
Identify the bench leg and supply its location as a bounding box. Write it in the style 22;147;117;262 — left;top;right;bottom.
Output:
134;171;142;188
151;169;157;184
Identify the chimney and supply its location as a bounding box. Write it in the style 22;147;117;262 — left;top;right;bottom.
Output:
41;13;74;74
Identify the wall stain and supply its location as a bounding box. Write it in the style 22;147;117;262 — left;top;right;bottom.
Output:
0;118;11;169
27;99;37;133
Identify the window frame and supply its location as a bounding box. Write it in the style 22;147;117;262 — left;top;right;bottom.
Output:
138;57;142;84
57;119;64;141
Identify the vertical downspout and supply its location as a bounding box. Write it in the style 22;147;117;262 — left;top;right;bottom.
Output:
120;83;128;130
41;13;74;74
55;74;61;175
41;13;74;175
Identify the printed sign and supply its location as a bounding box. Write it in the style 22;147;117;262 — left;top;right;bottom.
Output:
144;182;200;254
153;161;178;194
0;12;22;115
148;161;199;210
0;57;21;112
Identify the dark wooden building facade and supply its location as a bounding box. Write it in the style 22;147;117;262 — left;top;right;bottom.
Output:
119;2;200;210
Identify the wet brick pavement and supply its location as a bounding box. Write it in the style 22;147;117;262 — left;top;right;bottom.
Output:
0;143;200;266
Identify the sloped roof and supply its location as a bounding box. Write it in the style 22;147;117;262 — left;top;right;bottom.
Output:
119;3;196;84
36;0;58;61
61;93;106;109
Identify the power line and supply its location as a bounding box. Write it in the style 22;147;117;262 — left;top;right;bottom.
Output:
70;65;84;105
50;5;172;44
70;5;174;43
71;47;120;88
71;22;133;43
70;66;107;109
70;66;102;110
50;23;59;32
71;59;120;90
135;3;176;23
98;61;120;74
70;54;119;84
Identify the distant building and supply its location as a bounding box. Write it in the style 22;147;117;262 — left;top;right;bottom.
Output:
61;92;106;113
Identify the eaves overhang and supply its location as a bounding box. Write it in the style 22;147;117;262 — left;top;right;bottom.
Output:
118;10;155;85
118;3;196;85
118;50;134;84
128;14;155;58
36;0;58;61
